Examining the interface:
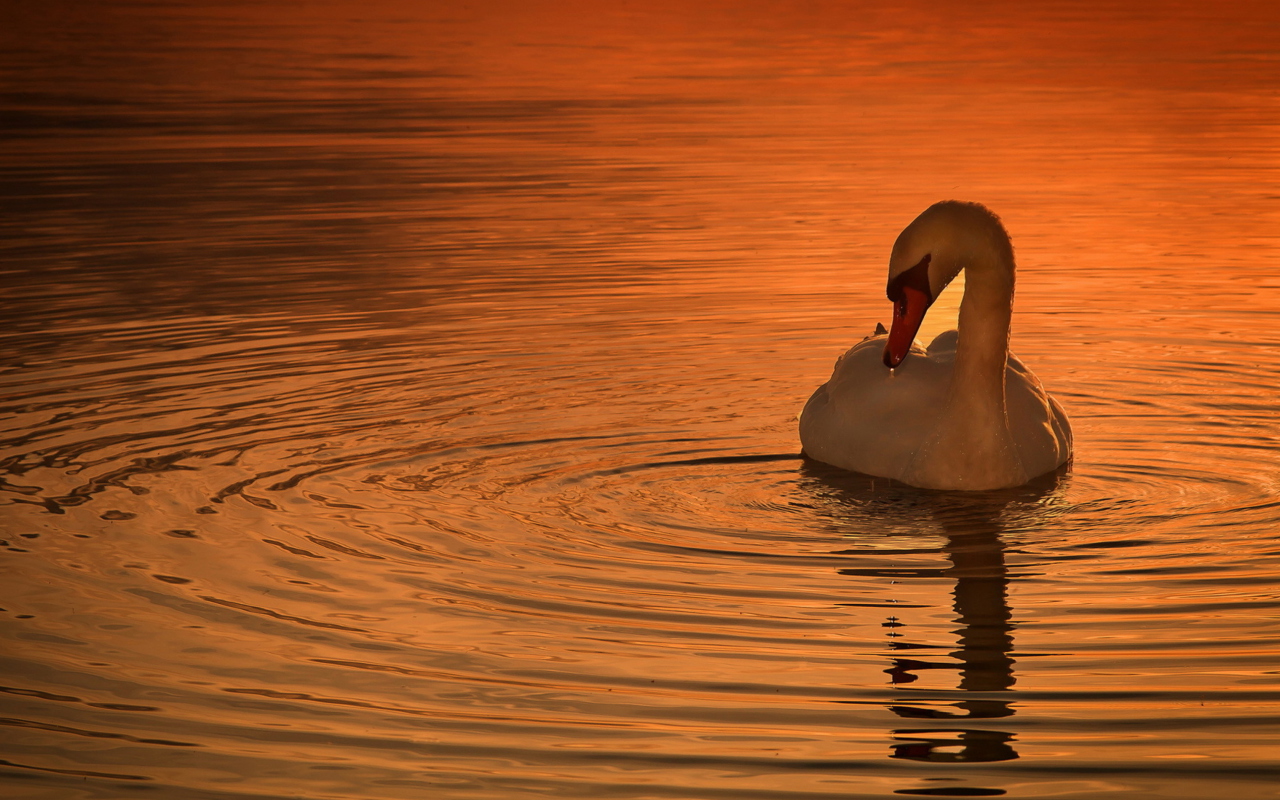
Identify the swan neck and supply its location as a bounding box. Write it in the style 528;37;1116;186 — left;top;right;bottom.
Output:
954;254;1014;406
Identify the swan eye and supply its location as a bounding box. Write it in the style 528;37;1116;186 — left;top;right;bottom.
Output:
886;253;933;308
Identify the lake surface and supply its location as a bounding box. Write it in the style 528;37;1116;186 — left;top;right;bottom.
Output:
2;2;1279;798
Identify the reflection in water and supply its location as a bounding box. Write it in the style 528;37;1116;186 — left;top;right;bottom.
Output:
4;2;1280;798
808;464;1065;775
886;509;1019;765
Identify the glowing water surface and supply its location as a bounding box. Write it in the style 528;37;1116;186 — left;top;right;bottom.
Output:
2;2;1279;798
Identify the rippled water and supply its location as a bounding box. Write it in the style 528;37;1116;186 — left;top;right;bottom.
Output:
3;2;1279;798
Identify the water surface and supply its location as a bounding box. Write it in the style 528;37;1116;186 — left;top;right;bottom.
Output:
2;2;1279;798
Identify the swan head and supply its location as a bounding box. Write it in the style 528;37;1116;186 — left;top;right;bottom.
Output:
882;201;1011;368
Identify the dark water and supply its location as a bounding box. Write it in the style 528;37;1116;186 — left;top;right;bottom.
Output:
2;2;1279;798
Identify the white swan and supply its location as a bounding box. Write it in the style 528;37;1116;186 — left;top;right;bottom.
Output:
799;201;1071;490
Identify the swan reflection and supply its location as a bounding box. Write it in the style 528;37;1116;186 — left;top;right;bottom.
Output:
884;512;1018;764
803;461;1066;767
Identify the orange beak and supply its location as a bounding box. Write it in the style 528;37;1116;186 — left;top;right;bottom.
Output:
883;285;931;368
883;253;934;369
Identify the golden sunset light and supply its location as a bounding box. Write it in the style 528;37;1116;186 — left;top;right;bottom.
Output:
1;2;1278;798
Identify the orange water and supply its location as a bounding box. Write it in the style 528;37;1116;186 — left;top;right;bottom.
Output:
2;2;1279;798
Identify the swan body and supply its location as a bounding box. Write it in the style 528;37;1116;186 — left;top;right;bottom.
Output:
799;201;1071;490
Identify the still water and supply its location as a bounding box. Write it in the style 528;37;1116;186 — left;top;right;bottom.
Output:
2;1;1279;797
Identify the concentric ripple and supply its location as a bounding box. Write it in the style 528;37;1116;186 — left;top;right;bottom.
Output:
4;295;1278;799
4;2;1280;796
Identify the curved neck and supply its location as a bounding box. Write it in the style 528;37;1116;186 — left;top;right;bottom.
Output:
954;255;1014;411
896;203;1027;490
